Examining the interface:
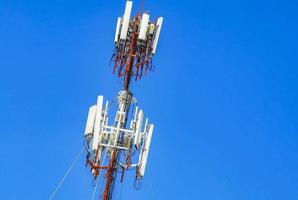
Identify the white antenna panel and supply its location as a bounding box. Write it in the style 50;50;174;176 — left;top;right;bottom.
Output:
92;95;104;151
138;13;150;40
134;109;143;146
120;1;133;40
84;105;97;137
138;124;154;177
152;17;163;54
114;17;122;43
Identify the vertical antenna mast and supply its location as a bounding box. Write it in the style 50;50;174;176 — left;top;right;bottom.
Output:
83;1;163;199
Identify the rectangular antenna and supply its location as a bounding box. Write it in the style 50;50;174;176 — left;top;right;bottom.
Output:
152;17;163;54
92;95;104;151
138;13;150;40
138;124;154;177
84;105;97;137
114;17;122;43
120;1;133;40
134;109;144;146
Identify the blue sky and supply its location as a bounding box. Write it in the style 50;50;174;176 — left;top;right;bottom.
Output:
1;0;298;199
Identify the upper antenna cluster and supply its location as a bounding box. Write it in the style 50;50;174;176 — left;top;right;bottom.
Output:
112;1;163;89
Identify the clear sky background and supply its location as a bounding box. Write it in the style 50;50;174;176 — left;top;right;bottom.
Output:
1;0;298;199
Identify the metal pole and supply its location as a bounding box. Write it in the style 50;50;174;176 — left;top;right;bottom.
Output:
124;17;138;91
102;16;139;200
102;92;133;200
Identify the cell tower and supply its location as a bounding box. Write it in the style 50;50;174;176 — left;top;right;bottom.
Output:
83;1;163;199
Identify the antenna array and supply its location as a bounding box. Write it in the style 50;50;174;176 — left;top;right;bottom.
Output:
83;1;163;199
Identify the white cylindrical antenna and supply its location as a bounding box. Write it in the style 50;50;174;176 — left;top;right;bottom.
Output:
92;96;104;151
138;13;150;40
138;124;154;177
105;117;109;126
134;106;138;121
144;118;148;129
105;100;109;112
114;17;122;43
134;109;144;146
120;1;133;40
84;105;97;137
152;17;163;54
